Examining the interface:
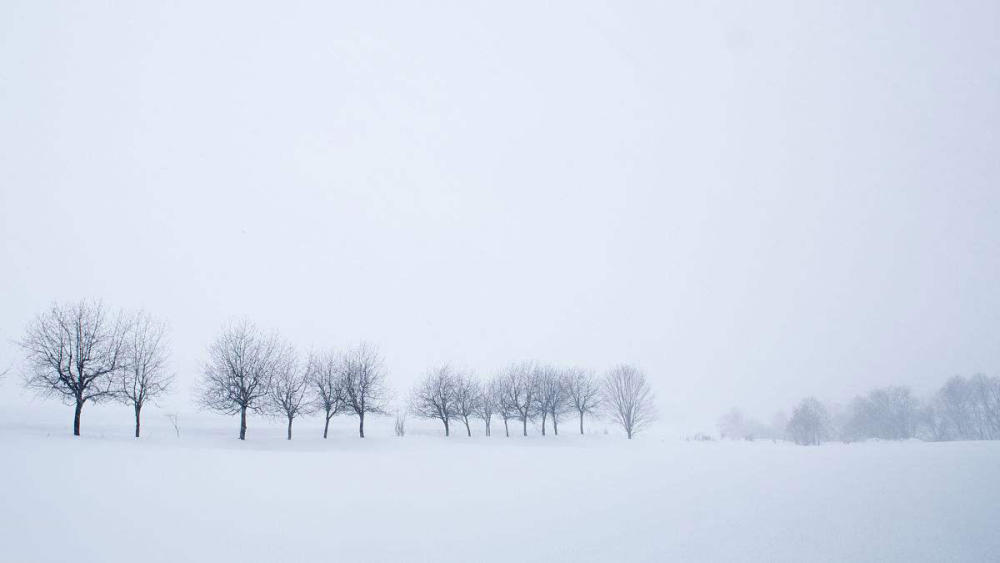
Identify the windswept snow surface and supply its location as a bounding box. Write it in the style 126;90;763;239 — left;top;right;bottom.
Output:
2;423;998;562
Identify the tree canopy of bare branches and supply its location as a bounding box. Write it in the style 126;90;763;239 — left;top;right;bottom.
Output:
339;342;389;438
268;348;311;440
199;320;288;440
308;350;346;439
493;373;518;437
410;365;460;436
20;300;128;436
501;361;537;436
475;378;499;436
453;372;480;437
533;365;570;436
119;311;171;438
565;368;601;435
602;364;656;439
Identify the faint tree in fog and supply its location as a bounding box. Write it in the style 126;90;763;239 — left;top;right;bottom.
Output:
474;379;498;436
339;342;389;438
394;410;406;437
716;408;776;440
933;374;1000;440
786;397;831;445
565;368;601;435
602;364;656;439
502;361;537;436
165;413;180;438
717;408;749;440
453;372;480;437
308;351;346;439
19;300;128;436
268;347;311;440
199;320;285;440
118;311;172;438
843;386;920;441
410;365;459;436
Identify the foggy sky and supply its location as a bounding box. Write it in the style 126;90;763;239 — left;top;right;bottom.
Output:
2;1;998;431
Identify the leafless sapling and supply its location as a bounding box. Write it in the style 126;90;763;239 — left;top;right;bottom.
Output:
118;311;172;438
602;364;656;439
268;347;311;440
19;300;128;436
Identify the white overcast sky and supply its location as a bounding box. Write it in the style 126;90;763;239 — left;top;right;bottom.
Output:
1;1;998;430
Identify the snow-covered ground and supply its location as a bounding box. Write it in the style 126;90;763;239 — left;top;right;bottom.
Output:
2;417;999;563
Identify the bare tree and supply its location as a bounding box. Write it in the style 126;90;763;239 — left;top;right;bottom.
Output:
493;374;517;437
565;368;601;435
268;347;311;440
475;379;498;436
308;350;346;438
19;300;128;436
532;365;569;435
199;320;285;440
602;364;656;439
339;342;389;438
453;373;480;437
786;397;831;445
118;311;172;438
502;361;537;436
549;369;571;435
410;365;459;436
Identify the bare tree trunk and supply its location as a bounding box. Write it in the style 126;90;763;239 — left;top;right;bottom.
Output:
134;404;142;438
504;418;509;437
359;413;365;438
552;412;558;436
541;412;547;436
522;416;527;436
239;406;247;440
323;414;331;439
73;399;83;437
579;411;584;435
445;418;451;436
287;415;293;440
464;418;471;437
485;422;490;437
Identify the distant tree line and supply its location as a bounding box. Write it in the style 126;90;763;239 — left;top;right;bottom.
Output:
719;376;1000;445
409;362;655;439
15;300;657;440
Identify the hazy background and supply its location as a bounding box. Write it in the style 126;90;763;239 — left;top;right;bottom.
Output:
1;0;998;434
